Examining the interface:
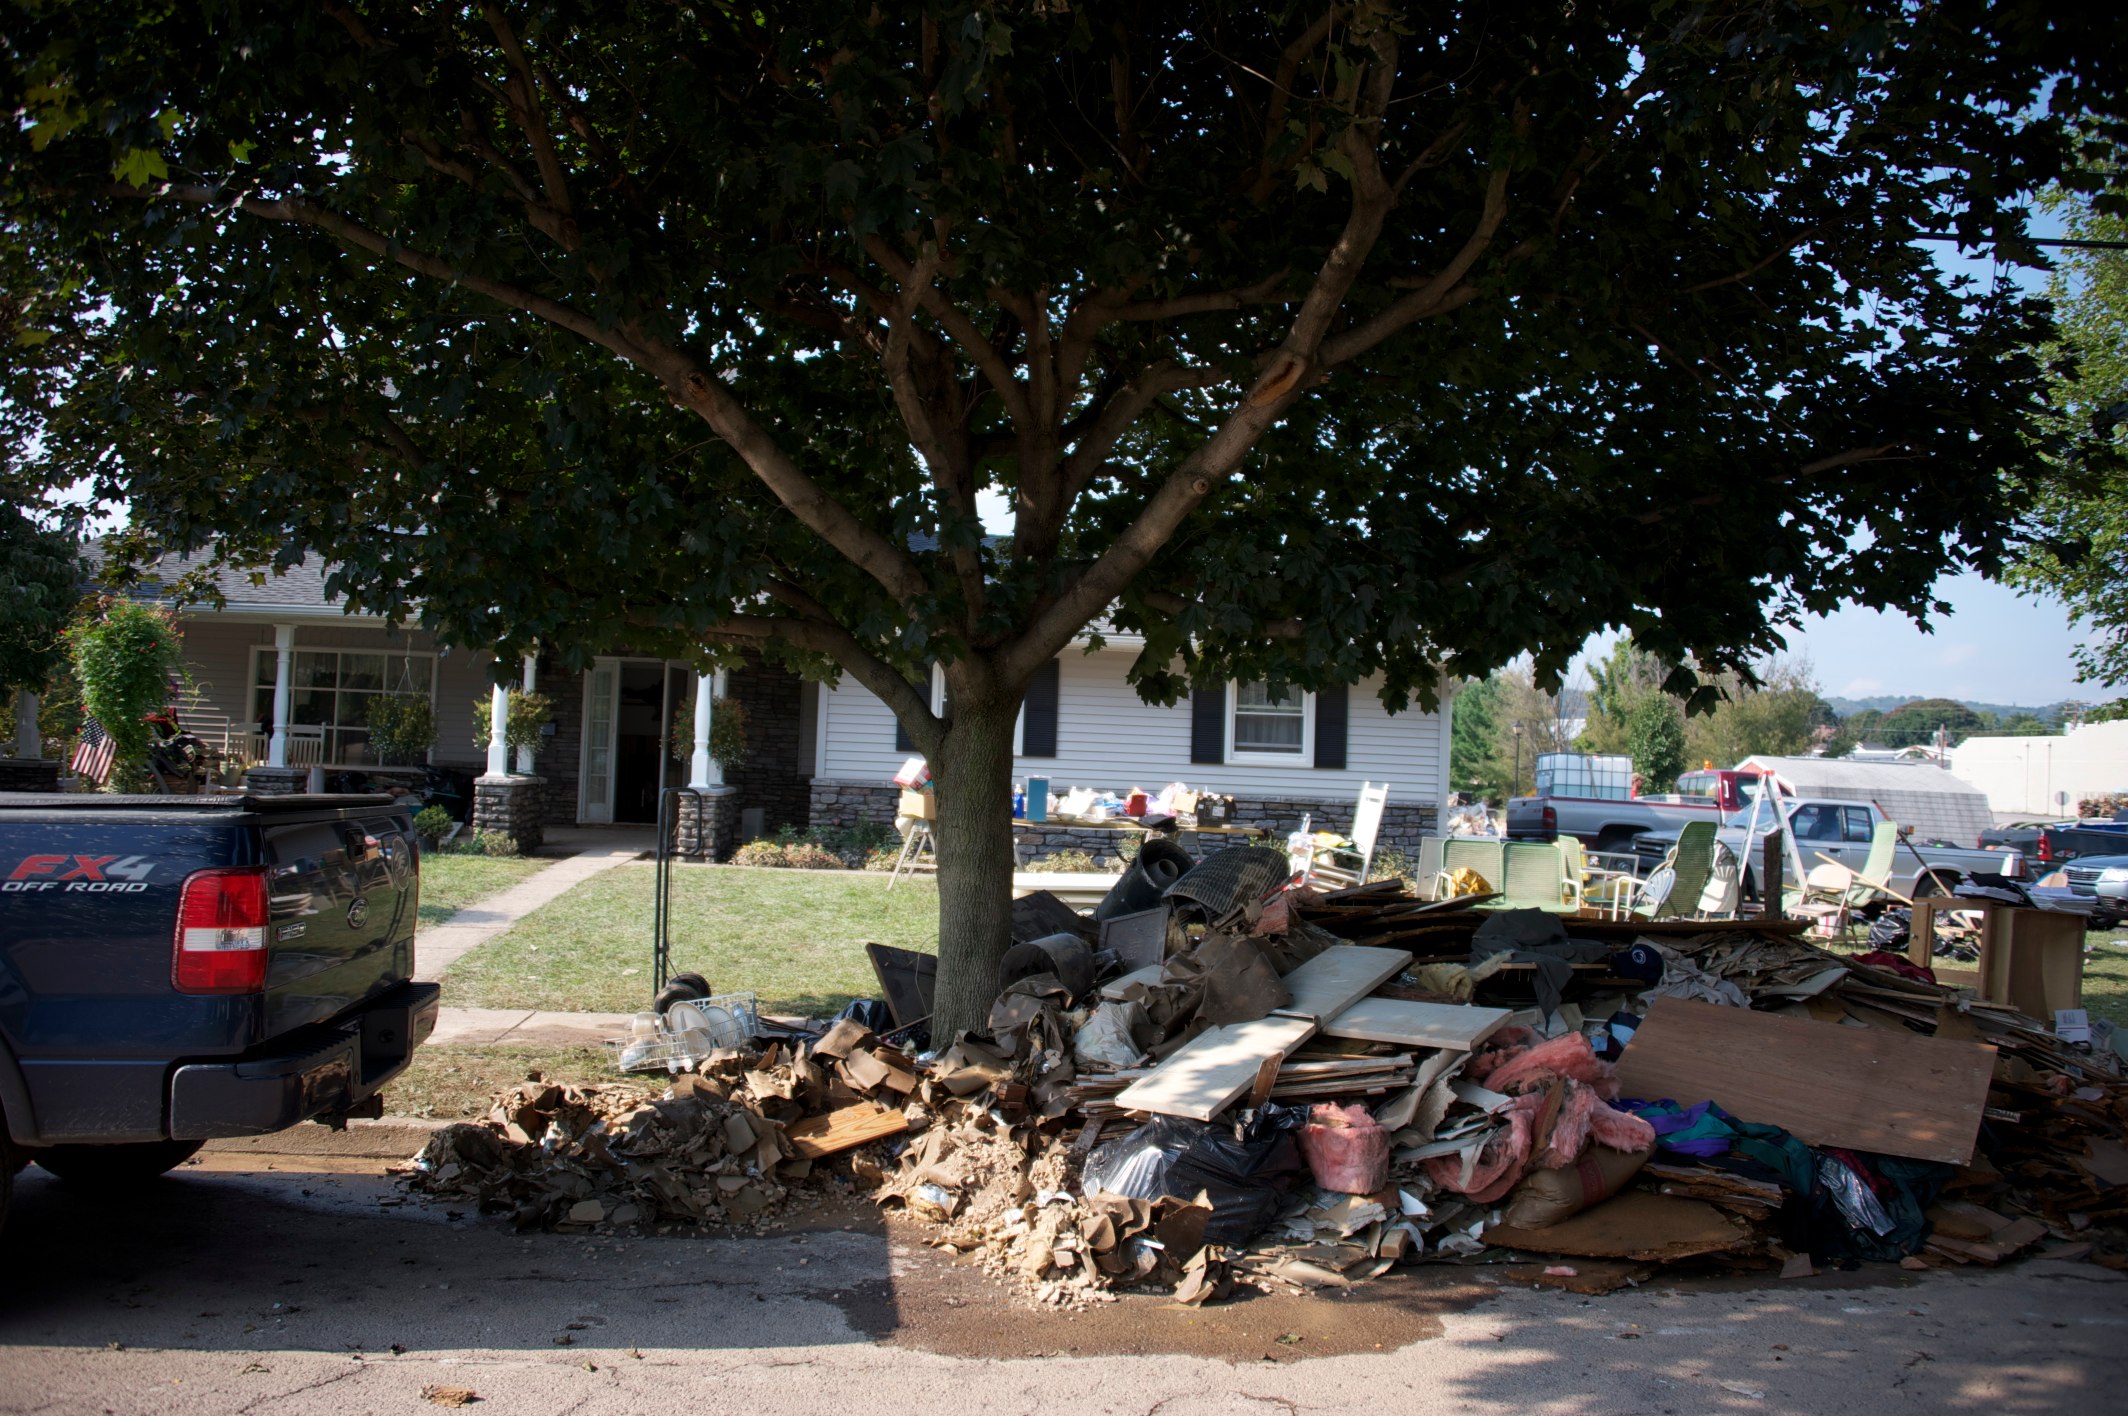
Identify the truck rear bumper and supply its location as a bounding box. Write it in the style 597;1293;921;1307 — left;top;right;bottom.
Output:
168;982;440;1139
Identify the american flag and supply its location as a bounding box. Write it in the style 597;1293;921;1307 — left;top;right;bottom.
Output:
71;717;116;785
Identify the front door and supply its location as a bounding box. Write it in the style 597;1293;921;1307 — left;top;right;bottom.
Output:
579;661;620;824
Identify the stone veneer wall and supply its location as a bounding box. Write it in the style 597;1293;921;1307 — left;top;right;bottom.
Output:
721;661;810;840
243;765;310;797
0;757;60;793
806;780;1440;867
473;776;547;853
670;786;740;861
536;663;585;826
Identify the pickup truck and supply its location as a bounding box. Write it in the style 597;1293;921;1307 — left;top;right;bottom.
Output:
1;793;438;1231
1630;797;2019;899
1979;820;2128;871
1507;768;1755;856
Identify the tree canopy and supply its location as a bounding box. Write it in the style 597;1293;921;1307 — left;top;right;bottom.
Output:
2013;186;2128;702
0;504;82;699
4;1;2121;1028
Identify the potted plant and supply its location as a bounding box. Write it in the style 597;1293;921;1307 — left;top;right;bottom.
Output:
412;804;454;852
366;694;437;766
470;689;553;764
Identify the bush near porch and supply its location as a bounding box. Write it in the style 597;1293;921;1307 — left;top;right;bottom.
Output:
442;862;940;1018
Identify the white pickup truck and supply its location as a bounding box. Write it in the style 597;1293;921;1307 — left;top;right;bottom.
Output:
1630;797;2020;898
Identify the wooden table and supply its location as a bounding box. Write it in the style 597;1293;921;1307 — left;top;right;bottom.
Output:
1907;895;2086;1019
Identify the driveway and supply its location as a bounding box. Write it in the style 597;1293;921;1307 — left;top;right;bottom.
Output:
2;1149;2121;1415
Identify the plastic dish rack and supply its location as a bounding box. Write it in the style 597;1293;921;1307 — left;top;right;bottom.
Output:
610;992;760;1074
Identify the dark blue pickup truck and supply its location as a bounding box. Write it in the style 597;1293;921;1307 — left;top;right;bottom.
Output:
0;793;438;1229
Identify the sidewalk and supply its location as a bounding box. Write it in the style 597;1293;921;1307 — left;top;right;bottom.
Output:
425;1005;635;1047
414;827;655;981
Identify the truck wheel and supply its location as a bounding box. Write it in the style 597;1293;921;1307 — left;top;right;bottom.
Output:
1909;870;1956;899
1593;829;1636;857
34;1140;205;1188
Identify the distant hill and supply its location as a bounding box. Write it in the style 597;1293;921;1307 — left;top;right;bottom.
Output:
1823;695;2065;722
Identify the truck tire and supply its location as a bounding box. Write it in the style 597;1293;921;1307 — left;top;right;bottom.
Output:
1593;829;1637;857
1909;870;1957;899
34;1140;205;1188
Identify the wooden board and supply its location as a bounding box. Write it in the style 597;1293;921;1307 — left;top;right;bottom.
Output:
783;1103;909;1159
1320;998;1511;1050
1271;945;1413;1022
1113;1015;1318;1122
1615;995;1996;1165
1485;1191;1754;1262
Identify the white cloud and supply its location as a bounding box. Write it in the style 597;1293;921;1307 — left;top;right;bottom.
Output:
1837;677;1886;697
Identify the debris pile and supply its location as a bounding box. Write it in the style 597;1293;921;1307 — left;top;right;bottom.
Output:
404;841;2128;1308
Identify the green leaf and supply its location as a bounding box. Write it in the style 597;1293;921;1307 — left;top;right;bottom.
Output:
112;147;167;187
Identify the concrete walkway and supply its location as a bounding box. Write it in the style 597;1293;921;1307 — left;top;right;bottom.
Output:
426;1005;636;1047
414;827;655;981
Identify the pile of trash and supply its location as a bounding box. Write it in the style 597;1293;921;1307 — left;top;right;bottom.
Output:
403;838;2128;1307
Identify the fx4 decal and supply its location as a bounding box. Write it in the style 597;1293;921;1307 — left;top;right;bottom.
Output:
2;854;159;893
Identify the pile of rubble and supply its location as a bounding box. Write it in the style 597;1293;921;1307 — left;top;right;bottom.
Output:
404;841;2128;1307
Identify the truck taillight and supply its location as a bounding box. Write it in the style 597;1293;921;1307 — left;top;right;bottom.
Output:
1542;806;1557;835
173;867;271;994
2038;835;2053;863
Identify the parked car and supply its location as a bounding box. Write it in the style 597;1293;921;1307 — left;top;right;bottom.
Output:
2032;854;2128;932
1631;798;2017;900
0;792;437;1233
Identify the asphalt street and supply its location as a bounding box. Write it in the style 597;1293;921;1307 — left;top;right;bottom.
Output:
2;1151;2124;1415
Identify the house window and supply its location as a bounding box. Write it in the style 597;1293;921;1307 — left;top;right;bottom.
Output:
930;664;1024;755
1230;681;1312;761
250;648;436;765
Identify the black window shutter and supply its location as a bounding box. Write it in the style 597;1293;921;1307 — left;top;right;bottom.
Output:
1190;685;1227;764
1314;685;1348;769
895;716;914;753
1021;659;1060;757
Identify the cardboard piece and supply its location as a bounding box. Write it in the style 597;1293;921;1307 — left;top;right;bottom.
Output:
1272;945;1414;1022
1320;999;1511;1050
864;942;938;1028
1112;1014;1319;1121
1615;995;1996;1166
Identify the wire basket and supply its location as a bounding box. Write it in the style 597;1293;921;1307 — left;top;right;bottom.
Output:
610;992;759;1074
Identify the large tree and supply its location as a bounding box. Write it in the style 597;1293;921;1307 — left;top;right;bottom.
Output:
4;2;2120;1032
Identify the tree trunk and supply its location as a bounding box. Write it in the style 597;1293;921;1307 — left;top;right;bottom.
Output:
927;697;1020;1039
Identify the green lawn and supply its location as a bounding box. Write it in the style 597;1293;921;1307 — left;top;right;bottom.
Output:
416;853;553;927
2082;930;2128;1030
441;863;940;1017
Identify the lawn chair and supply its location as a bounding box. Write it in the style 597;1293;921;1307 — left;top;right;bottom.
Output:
1434;836;1506;900
1494;841;1584;914
1296;781;1391;890
1631;820;1716;920
1562;836;1640;919
1788;861;1860;939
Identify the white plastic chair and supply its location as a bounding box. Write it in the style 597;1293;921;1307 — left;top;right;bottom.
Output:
1299;782;1390;890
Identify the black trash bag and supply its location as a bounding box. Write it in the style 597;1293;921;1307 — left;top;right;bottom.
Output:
1093;837;1197;921
833;999;895;1033
1864;908;1911;953
1081;1103;1307;1247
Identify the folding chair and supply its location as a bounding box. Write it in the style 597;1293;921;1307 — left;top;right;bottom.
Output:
1298;781;1391;890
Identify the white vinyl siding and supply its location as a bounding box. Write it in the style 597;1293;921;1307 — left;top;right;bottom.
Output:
816;647;1444;806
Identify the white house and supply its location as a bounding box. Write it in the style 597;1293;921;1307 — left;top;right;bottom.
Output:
18;554;1451;859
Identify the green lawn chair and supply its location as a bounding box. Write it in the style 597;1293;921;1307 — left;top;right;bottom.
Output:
1491;841;1584;913
1435;837;1506;901
1633;820;1717;920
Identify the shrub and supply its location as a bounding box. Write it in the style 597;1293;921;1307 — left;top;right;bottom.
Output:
470;688;553;753
731;840;786;868
861;846;902;872
1114;835;1142;866
480;831;521;857
368;694;437;765
779;843;847;870
412;805;453;839
1037;848;1101;874
64;598;185;788
1367;848;1424;891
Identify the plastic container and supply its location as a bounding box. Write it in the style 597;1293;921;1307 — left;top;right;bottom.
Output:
1026;776;1049;823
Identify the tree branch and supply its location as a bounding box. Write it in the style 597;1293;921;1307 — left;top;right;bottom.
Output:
864;235;1032;431
482;2;576;240
1319;165;1509;366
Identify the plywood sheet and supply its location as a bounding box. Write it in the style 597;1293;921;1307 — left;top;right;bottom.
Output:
784;1103;909;1159
1321;998;1511;1050
1113;1015;1318;1122
1272;945;1413;1022
1615;995;1996;1165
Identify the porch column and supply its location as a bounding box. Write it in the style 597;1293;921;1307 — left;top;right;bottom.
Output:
12;689;40;759
482;667;511;781
267;624;295;767
689;668;723;789
515;653;538;774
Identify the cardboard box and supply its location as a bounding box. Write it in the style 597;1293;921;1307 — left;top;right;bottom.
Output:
898;788;936;820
